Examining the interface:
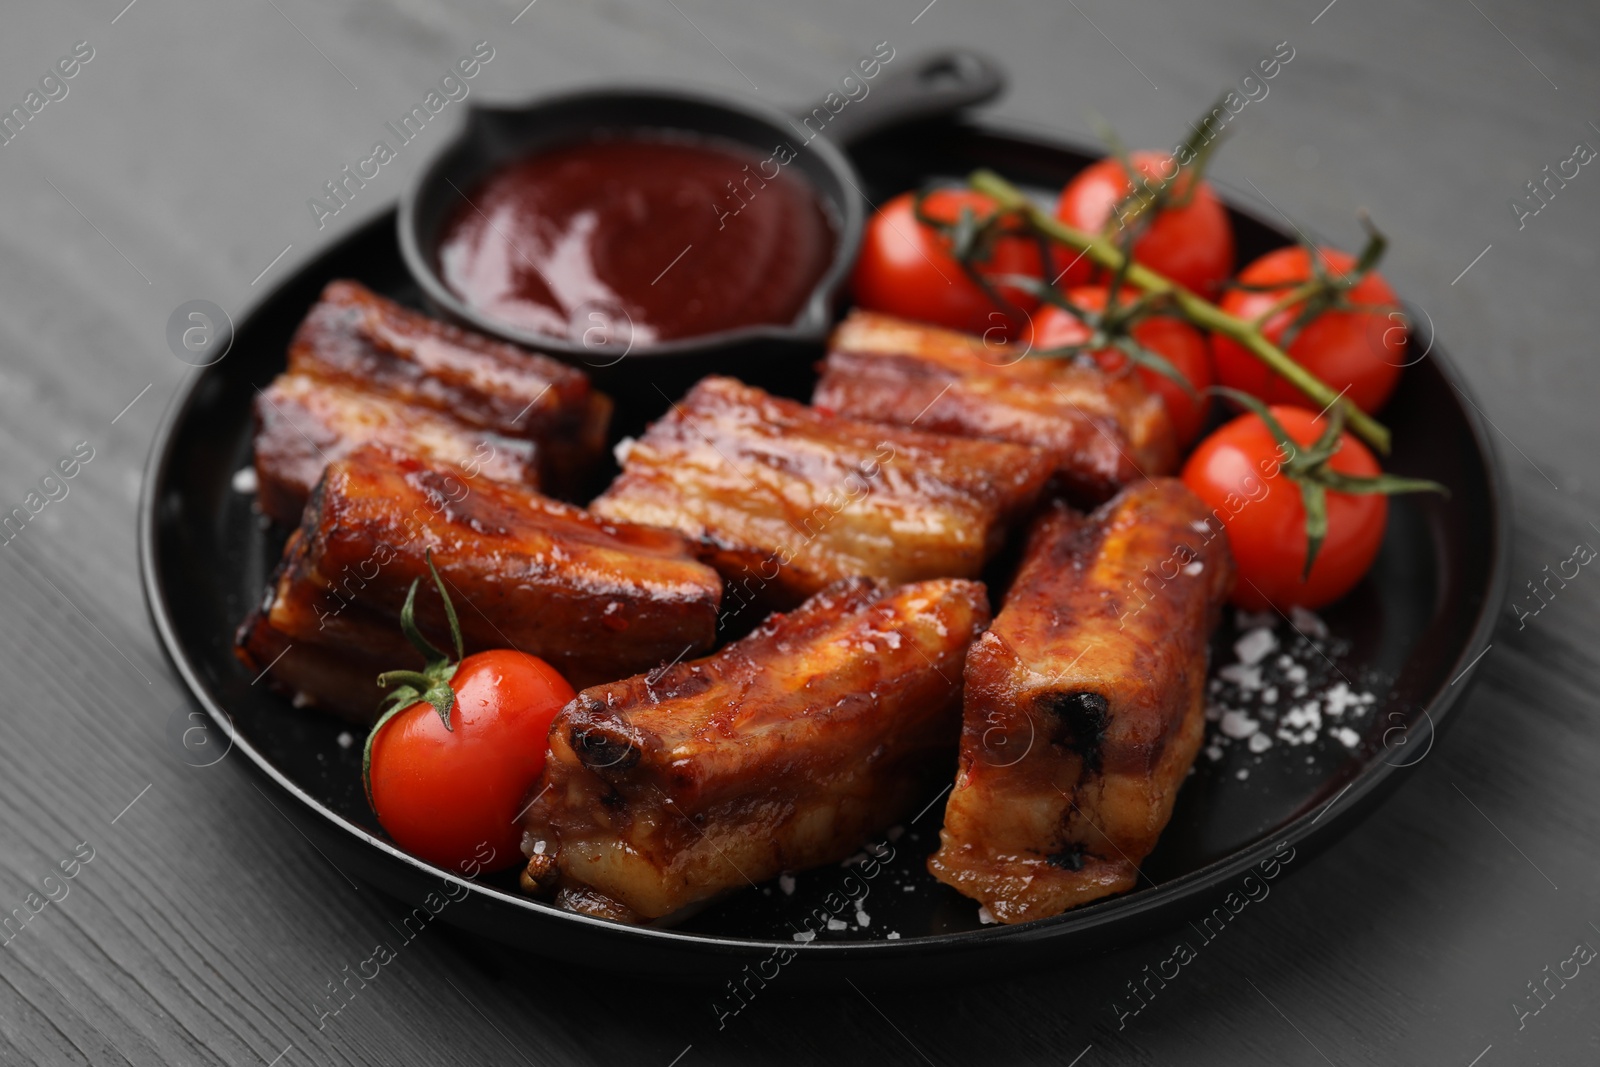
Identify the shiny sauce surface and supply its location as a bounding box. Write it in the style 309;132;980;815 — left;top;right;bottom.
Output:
437;133;836;345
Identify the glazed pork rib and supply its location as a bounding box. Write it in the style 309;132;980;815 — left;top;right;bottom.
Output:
254;374;541;527
235;444;724;719
929;479;1234;922
590;376;1053;608
520;577;990;922
253;279;611;523
813;310;1177;505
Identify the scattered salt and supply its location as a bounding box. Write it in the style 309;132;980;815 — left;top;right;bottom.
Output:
977;906;996;925
1220;710;1260;739
1234;628;1277;666
231;467;257;493
1204;614;1381;765
827;918;847;931
855;908;871;928
612;436;637;465
1236;768;1250;780
1219;663;1263;690
336;731;353;749
886;932;900;940
793;931;816;943
779;873;796;896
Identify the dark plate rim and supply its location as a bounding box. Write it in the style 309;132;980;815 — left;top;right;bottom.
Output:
137;117;1512;960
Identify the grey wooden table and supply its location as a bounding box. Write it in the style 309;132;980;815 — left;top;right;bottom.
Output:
1;0;1596;1063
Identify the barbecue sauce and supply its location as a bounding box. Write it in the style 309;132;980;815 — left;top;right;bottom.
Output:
437;133;836;345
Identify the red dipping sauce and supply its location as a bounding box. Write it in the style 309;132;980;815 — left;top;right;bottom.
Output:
437;133;837;345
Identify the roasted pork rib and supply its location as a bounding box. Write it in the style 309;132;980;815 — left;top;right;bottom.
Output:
590;376;1052;608
520;577;990;922
235;445;723;719
253;279;610;523
813;310;1177;504
254;374;541;527
928;479;1234;922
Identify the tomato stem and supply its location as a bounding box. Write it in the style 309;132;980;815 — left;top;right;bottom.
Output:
362;549;465;804
966;169;1394;455
1208;386;1444;578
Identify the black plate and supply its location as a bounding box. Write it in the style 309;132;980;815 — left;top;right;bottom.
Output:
139;119;1509;985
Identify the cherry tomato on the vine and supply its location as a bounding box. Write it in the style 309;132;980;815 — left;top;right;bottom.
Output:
369;648;575;871
1181;405;1388;611
851;189;1043;339
1054;151;1235;297
1211;246;1404;415
1027;286;1214;445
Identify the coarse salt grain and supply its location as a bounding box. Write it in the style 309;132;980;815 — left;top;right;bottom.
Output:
1248;732;1273;753
1220;709;1260;739
1219;663;1263;690
1234;628;1277;666
977;906;996;925
779;873;796;896
1332;727;1361;748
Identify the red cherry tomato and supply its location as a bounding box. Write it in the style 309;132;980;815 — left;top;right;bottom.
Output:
1028;286;1214;445
1054;151;1235;297
1212;246;1403;415
851;189;1042;338
1181;405;1388;611
369;650;575;871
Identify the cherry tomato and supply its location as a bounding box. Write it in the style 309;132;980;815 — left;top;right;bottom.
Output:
1028;286;1214;445
851;189;1042;339
1211;245;1403;415
369;650;575;871
1054;151;1235;297
1181;405;1387;611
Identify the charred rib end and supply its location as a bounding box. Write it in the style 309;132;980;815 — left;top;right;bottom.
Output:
570;722;642;773
1043;690;1110;773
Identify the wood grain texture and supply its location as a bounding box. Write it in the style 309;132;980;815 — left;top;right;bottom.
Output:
0;0;1596;1063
